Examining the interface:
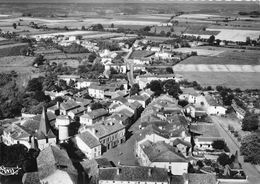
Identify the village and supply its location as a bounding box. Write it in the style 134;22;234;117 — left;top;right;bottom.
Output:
0;3;260;184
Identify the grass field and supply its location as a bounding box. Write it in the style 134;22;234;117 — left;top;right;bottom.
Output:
177;72;260;90
179;49;260;65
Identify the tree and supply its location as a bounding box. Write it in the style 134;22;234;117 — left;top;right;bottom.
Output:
143;26;151;32
111;23;114;28
90;102;103;111
130;83;140;96
217;153;231;166
12;23;17;29
240;133;260;164
33;54;45;66
92;24;104;31
208;35;215;45
212;140;226;150
166;67;173;74
88;53;96;63
146;80;163;96
163;79;181;99
26;77;43;92
81;26;86;30
241;112;259;131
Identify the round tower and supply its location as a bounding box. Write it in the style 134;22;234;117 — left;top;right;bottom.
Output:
56;115;70;142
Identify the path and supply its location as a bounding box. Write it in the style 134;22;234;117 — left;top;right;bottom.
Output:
211;116;260;184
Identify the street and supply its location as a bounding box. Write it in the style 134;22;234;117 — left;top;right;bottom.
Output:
211;116;260;184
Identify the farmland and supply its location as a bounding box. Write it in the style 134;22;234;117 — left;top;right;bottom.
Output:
176;72;260;90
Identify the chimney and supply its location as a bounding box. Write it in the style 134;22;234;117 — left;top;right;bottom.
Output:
57;101;60;109
116;167;121;175
148;168;152;177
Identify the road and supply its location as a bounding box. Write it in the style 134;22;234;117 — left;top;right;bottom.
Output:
211;116;260;184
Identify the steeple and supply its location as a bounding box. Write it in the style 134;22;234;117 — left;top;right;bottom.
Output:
39;106;50;137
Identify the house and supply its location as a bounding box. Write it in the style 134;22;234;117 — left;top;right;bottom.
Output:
88;85;108;99
128;94;150;108
98;166;169;184
140;89;155;100
74;131;101;159
80;108;108;125
81;120;125;152
60;100;81;115
2;107;57;150
231;99;246;120
204;95;226;115
136;140;189;175
57;75;80;85
126;50;155;65
76;79;99;89
36;145;78;184
136;74;175;89
187;173;217;184
68;106;86;119
189;123;224;151
179;87;199;104
80;158;113;184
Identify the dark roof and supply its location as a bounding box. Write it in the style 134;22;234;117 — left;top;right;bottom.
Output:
189;123;221;138
172;138;192;147
22;172;40;184
60;100;80;111
128;50;155;59
81;108;108;120
99;166;168;182
171;175;184;184
140;140;188;163
187;173;217;184
77;131;100;148
37;145;77;180
92;120;125;139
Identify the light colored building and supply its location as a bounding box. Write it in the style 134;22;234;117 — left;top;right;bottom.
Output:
80;119;126;152
80;108;108;125
98;166;169;184
74;131;101;159
179;87;200;104
136;140;189;175
231;99;246;120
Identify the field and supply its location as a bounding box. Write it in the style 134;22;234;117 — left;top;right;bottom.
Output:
206;28;260;42
0;56;35;71
178;49;260;65
172;47;224;56
176;72;260;90
0;43;28;57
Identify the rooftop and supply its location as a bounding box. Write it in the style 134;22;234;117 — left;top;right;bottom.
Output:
99;166;168;182
181;87;199;96
189;123;221;138
140;140;188;163
60;100;80;111
128;50;155;59
77;131;100;148
91;120;125;139
205;95;220;106
81;108;108;120
37;145;77;180
187;173;217;184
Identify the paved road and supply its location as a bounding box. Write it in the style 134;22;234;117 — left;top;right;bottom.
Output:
211;116;260;184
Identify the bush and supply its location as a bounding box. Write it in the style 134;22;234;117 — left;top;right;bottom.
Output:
234;131;239;137
228;125;235;133
212;140;226;150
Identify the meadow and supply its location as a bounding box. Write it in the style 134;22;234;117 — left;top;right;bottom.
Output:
176;72;260;90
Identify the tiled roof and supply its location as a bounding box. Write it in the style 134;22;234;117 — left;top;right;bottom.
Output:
60;100;80;111
187;173;217;184
4;123;31;140
91;121;125;139
81;108;108;120
172;138;192;147
37;145;77;180
69;106;86;115
205;95;220;106
99;166;168;182
77;131;100;148
22;172;40;184
140;140;188;163
181;87;199;96
189;123;221;138
128;50;155;59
